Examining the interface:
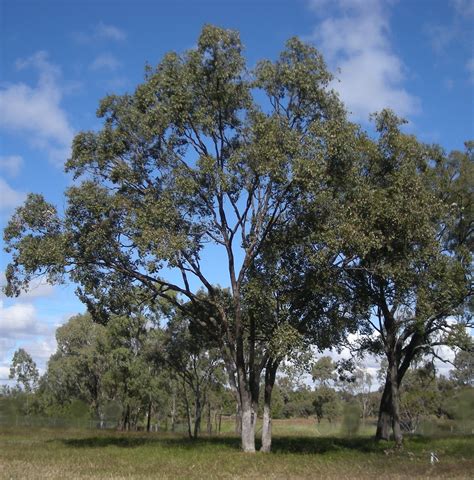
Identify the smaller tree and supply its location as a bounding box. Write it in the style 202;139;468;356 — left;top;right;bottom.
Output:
450;349;474;387
313;385;340;424
399;364;440;434
9;348;39;393
311;356;337;387
154;307;223;439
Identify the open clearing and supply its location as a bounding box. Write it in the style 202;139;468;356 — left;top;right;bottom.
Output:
1;419;473;479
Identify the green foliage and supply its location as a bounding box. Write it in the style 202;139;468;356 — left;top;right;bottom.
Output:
9;348;39;393
2;25;472;450
399;365;441;433
450;348;474;387
41;313;107;413
313;386;341;423
341;401;361;437
311;356;337;387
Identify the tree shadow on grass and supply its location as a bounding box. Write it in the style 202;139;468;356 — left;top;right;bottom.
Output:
60;433;388;455
60;435;240;451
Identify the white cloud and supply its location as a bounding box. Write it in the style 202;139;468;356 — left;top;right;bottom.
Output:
22;338;57;365
96;22;126;41
0;336;57;380
0;366;11;381
0;300;41;338
0;155;23;177
307;0;420;121
89;53;122;71
0;177;25;212
0;51;74;165
432;345;457;378
451;0;474;16
0;272;55;301
74;22;126;43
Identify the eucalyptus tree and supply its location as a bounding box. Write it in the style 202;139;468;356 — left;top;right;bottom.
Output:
338;112;473;445
450;347;474;387
3;26;352;451
43;313;107;420
9;348;39;393
101;313;152;430
153;305;223;439
241;144;366;451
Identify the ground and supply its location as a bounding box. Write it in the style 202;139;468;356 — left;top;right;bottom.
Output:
1;419;473;479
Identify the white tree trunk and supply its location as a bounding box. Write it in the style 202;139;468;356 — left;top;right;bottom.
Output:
240;403;256;452
261;402;272;453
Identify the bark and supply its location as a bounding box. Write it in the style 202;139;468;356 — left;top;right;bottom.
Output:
240;398;256;453
235;402;242;435
146;401;152;433
183;386;193;439
121;404;130;431
376;359;403;446
170;390;176;432
376;377;392;441
193;392;202;439
389;359;403;447
206;401;212;435
261;360;278;453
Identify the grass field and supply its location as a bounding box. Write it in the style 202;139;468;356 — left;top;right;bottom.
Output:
1;418;473;479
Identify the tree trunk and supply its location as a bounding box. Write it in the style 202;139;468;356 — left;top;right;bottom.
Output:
261;403;272;452
376;377;392;441
121;404;130;431
240;397;256;453
146;401;152;433
170;389;176;433
389;360;403;447
193;392;202;439
183;385;193;439
261;360;278;453
235;402;242;435
206;401;212;435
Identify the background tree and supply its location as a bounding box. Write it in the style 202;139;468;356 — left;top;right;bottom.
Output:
311;356;337;387
153;306;223;439
313;386;340;424
399;364;440;434
9;348;39;394
450;348;474;387
42;313;107;422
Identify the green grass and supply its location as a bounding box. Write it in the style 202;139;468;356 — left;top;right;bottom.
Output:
1;419;473;479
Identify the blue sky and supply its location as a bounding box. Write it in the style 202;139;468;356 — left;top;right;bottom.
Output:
1;0;473;379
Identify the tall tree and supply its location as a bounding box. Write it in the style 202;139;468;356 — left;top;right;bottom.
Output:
340;112;473;446
3;26;350;451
